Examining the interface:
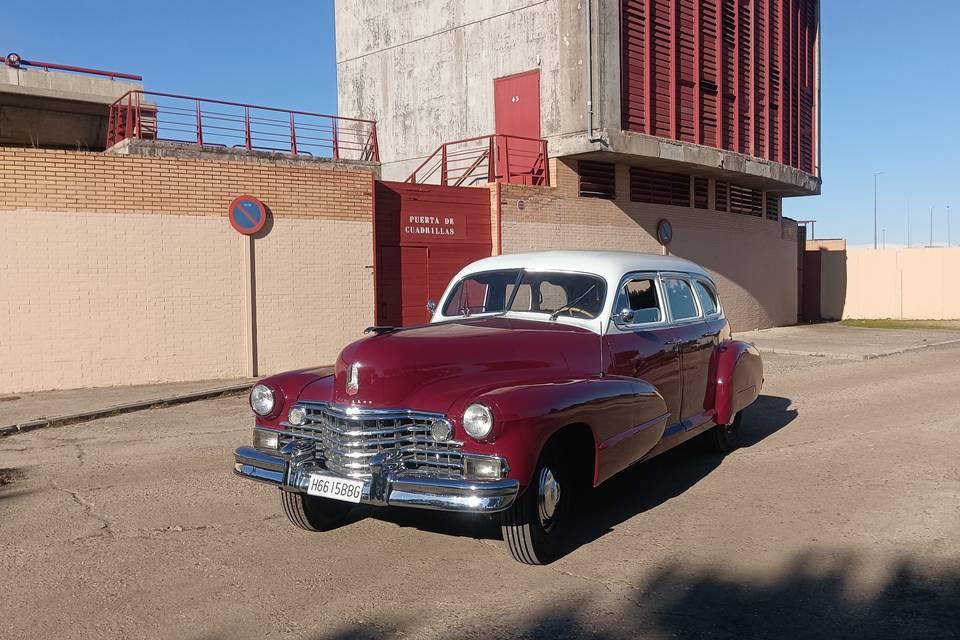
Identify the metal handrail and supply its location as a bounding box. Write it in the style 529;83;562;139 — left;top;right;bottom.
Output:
405;133;549;187
1;55;142;80
105;90;379;162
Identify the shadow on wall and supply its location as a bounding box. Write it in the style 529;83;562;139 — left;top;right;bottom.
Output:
612;201;800;329
811;248;848;321
345;395;797;554
301;548;960;640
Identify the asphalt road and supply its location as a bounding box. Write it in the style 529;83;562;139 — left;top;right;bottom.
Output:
2;344;959;639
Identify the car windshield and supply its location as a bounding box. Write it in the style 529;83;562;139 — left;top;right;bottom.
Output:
441;269;606;320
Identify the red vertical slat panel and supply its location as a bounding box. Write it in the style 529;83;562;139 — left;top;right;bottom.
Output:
618;0;817;173
678;0;697;142
720;0;737;151
754;0;767;158
650;0;674;137
768;0;781;163
621;0;648;133
737;0;752;154
698;0;720;145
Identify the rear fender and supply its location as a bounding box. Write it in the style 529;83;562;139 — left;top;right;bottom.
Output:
466;376;668;489
708;341;763;426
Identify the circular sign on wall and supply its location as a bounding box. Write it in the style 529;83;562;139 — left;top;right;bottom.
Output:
228;195;267;235
656;218;673;246
517;199;526;211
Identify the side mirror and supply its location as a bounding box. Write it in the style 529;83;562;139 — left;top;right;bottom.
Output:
618;308;635;324
426;299;437;314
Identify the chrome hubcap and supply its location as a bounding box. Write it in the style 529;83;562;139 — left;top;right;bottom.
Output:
537;467;561;530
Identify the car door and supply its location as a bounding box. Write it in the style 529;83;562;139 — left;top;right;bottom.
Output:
661;274;715;425
604;272;682;425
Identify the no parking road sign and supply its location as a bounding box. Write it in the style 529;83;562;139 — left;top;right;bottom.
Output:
228;195;267;235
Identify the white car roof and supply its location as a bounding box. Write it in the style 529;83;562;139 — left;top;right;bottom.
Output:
454;250;713;284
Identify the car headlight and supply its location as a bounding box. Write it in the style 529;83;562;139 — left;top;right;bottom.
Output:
462;403;494;440
250;384;275;416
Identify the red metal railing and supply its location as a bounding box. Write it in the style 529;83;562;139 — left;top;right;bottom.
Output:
1;55;142;80
405;134;549;187
106;90;379;162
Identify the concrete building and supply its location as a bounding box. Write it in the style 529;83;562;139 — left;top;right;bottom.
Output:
0;54;142;150
336;0;821;330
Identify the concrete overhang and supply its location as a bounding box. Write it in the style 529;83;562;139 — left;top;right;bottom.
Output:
548;128;821;197
0;66;141;150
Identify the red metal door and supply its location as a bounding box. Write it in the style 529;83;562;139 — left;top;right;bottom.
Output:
374;182;493;327
494;70;541;184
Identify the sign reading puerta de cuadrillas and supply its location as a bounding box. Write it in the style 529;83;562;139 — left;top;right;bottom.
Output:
400;214;465;242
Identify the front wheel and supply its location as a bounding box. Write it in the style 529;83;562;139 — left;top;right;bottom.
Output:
500;447;573;565
705;410;743;453
280;490;352;532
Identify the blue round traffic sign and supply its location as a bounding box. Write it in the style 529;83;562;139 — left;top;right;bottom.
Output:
228;195;267;235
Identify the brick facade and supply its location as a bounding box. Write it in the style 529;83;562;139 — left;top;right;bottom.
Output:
0;149;375;393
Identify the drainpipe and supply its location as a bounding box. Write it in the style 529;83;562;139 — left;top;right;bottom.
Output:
585;0;606;145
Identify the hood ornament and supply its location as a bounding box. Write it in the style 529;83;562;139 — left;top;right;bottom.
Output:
346;362;360;396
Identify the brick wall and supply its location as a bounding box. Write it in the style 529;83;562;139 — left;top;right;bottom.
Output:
497;160;799;331
0;148;375;393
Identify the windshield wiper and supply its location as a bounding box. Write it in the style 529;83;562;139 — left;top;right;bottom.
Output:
549;284;598;321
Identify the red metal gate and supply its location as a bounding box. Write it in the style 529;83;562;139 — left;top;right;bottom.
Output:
375;181;493;326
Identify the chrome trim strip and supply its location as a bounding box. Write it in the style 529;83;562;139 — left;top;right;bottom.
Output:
232;447;519;513
235;446;287;472
598;411;671;450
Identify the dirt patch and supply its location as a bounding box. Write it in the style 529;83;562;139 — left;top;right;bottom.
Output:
0;395;21;403
0;467;25;488
840;319;960;331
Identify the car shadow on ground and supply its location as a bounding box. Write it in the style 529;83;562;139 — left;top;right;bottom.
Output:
347;394;798;550
301;548;960;640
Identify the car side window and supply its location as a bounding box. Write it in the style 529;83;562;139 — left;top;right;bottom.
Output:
663;277;700;321
619;277;663;324
693;280;719;316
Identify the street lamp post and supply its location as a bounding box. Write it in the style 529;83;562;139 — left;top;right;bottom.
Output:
930;206;934;247
948;204;952;247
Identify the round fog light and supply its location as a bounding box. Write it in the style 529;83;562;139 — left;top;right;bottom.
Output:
288;405;307;426
430;419;453;442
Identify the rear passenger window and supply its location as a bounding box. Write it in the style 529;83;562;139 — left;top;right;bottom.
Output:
664;278;700;321
621;278;662;323
693;280;719;316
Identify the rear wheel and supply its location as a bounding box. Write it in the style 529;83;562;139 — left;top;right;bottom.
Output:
705;410;743;453
500;446;573;565
280;490;352;532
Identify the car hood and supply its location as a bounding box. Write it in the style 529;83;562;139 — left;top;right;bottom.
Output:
298;315;600;413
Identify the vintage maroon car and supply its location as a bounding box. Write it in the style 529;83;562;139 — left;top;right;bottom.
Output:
234;251;762;564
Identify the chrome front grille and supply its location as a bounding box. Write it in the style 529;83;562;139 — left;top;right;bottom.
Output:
288;403;464;480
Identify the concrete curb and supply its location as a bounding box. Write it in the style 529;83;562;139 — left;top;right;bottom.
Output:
756;337;960;361
0;382;254;438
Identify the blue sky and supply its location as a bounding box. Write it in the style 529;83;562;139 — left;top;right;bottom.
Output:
3;1;957;247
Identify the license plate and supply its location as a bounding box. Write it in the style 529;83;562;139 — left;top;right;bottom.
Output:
306;473;365;504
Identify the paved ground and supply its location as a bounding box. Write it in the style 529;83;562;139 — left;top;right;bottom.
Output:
734;322;960;359
0;377;255;429
2;339;959;639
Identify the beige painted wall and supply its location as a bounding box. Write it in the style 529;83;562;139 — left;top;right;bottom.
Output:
0;211;373;394
0;148;375;394
824;247;960;320
497;161;799;332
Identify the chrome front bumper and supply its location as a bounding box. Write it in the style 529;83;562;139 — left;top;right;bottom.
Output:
233;446;519;513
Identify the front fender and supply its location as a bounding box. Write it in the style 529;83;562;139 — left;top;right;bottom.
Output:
709;340;763;426
465;376;668;489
